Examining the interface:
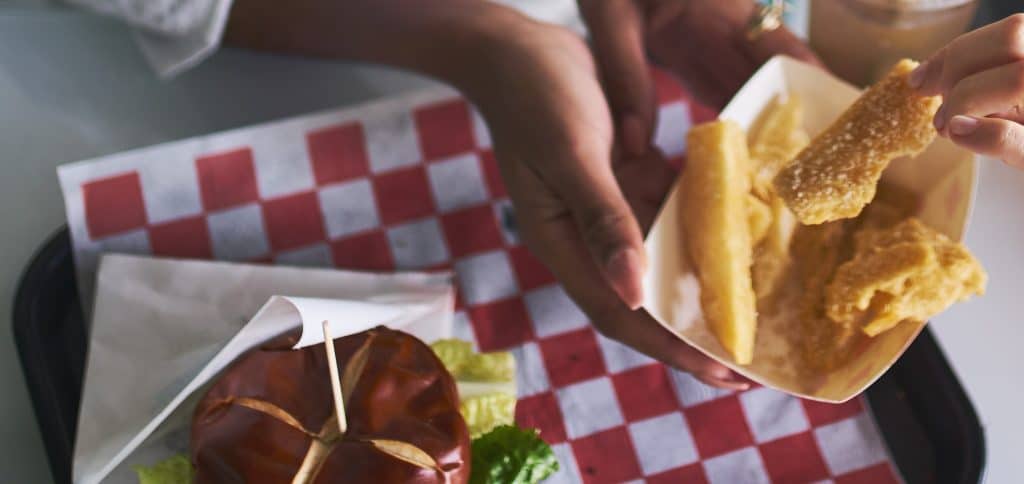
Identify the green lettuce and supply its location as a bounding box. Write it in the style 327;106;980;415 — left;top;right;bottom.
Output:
430;339;515;381
470;425;559;484
460;392;518;439
430;339;517;437
134;453;193;484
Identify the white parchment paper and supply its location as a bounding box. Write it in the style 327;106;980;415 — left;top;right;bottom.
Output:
73;254;454;484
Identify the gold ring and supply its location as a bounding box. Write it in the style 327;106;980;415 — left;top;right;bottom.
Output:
746;0;785;41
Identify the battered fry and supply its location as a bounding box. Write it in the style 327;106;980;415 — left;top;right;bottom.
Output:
773;60;941;225
789;220;864;372
825;218;987;336
752;197;796;312
747;95;806;311
748;194;772;246
682;121;758;364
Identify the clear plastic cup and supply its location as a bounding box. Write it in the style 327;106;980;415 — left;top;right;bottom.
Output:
809;0;979;87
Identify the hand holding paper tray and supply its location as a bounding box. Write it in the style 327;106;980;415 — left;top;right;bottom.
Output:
73;254;454;484
642;56;978;402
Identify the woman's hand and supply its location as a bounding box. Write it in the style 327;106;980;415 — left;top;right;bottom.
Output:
578;0;821;159
911;14;1024;167
227;0;747;388
455;15;749;389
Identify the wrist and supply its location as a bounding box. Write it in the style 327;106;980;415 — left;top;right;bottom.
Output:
225;0;534;89
413;4;542;94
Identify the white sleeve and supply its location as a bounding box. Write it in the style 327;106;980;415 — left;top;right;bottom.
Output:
66;0;235;78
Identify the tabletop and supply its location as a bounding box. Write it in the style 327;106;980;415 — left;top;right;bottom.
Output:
0;6;1020;484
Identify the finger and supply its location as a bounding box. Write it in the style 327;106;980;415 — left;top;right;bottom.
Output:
934;61;1024;132
512;191;746;389
578;0;657;158
615;148;677;232
990;105;1024;124
532;134;648;309
643;0;750;108
947;115;1024;168
912;13;1024;95
500;129;647;309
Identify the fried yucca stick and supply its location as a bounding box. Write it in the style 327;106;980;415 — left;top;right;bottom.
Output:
747;95;806;309
748;194;772;246
773;60;941;225
752;197;796;311
748;95;809;200
682;121;757;364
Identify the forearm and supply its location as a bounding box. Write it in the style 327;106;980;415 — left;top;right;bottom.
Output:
223;0;524;89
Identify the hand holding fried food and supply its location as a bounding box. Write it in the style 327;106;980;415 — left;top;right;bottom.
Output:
773;60;942;224
825;218;987;336
682;121;758;365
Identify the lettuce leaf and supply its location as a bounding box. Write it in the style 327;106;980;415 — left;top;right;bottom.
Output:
431;339;517;436
460;392;517;439
470;425;559;484
430;339;515;381
134;454;193;484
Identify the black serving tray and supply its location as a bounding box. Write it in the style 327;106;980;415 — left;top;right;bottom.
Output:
13;227;984;484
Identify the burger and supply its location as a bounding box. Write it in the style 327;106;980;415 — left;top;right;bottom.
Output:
134;327;558;484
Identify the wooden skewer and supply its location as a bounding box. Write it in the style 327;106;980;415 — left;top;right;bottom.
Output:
321;320;347;435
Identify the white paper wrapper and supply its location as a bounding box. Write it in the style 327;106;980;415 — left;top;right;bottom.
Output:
643;56;978;403
73;254;454;484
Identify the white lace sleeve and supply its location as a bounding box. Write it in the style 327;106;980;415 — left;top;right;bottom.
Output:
65;0;235;77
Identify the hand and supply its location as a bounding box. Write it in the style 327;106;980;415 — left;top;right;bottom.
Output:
454;15;748;389
911;14;1024;167
578;0;821;159
224;0;756;388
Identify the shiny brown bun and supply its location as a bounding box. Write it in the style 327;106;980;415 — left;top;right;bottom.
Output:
191;326;470;484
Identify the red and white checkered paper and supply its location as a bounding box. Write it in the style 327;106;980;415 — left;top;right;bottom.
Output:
58;72;901;484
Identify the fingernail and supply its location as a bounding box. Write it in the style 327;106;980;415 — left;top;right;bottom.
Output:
949;115;979;136
934;104;947;131
621;114;648;158
908;61;928;88
606;248;644;309
709;375;749;391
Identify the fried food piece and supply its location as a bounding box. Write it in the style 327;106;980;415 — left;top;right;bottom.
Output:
789;220;864;371
773;60;942;224
798;312;863;372
752;197;796;311
748;194;772;246
860;182;919;231
682;121;758;364
826;218;987;336
748;96;807;310
748;95;810;200
791;221;851;293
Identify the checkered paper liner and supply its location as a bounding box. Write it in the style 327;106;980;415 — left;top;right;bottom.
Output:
58;71;901;484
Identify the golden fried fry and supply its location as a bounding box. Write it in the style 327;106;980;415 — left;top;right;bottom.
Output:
748;95;810;200
747;97;806;310
752;197;796;311
748;194;772;246
682;121;758;364
825;218;987;336
773;60;941;225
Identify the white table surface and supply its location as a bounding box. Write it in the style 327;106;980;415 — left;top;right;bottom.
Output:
1;7;1020;484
